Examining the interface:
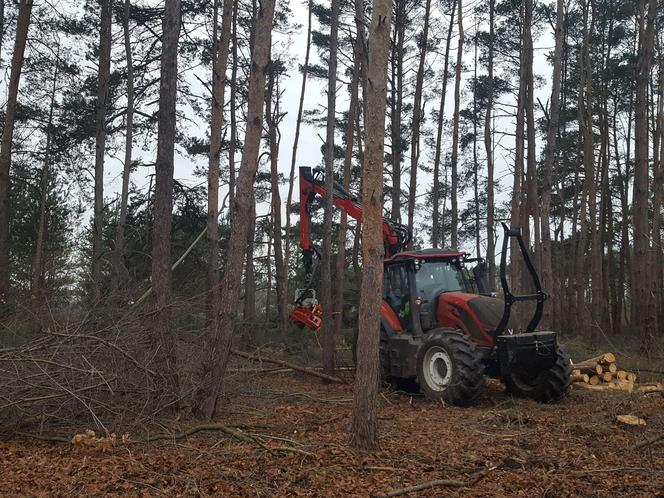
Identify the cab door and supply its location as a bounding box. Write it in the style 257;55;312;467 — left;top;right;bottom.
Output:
383;262;419;334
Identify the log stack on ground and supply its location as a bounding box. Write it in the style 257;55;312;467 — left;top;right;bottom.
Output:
570;353;662;394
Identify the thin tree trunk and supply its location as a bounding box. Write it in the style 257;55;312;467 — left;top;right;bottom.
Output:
390;1;405;222
484;0;495;289
228;0;238;216
32;45;60;302
112;0;135;294
524;0;538;272
333;22;362;342
151;0;181;401
92;0;113;302
285;0;312;271
652;48;664;332
192;0;276;418
450;0;463;249
472;22;480;259
540;0;564;327
320;0;341;376
266;70;288;332
243;193;257;344
510;4;526;292
432;0;456;248
407;0;431;237
350;0;392;450
0;0;33;304
207;0;233;332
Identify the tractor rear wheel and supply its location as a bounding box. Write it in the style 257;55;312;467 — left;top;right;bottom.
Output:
416;329;485;406
504;347;572;403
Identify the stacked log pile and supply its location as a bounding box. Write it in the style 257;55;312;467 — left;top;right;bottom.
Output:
571;353;662;393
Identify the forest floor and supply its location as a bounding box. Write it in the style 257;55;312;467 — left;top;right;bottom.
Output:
2;369;664;498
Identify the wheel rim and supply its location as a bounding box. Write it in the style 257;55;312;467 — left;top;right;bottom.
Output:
422;346;453;392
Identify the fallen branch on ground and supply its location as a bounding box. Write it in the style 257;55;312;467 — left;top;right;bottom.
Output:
632;433;664;450
231;349;346;384
375;465;498;498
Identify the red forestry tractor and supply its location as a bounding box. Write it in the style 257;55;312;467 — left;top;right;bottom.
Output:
290;167;572;405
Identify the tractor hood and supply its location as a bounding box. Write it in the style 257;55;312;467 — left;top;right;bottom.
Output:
435;292;519;346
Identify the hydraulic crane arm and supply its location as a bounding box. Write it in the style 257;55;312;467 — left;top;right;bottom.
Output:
299;166;411;276
291;167;411;331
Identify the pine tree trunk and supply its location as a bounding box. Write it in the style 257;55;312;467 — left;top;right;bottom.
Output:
228;0;238;215
510;4;526;292
112;0;135;295
151;0;181;403
632;0;657;349
450;0;463;249
350;0;392;451
333;21;362;342
242;193;257;346
652;53;664;332
524;0;538;272
92;0;113;302
484;0;495;290
266;71;288;332
432;0;456;249
285;0;312;271
540;0;564;327
206;0;233;332
0;0;33;305
192;0;276;418
407;0;431;237
390;2;405;223
32;46;60;303
320;0;341;376
472;25;480;259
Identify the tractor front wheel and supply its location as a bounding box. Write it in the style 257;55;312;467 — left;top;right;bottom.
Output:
504;347;572;403
416;329;485;406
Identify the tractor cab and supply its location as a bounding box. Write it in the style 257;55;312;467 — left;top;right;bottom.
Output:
382;249;505;348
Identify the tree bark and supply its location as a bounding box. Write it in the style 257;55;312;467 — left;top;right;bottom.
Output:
151;0;181;401
320;0;341;376
390;1;405;223
432;0;456;249
206;0;233;332
228;0;238;217
540;0;564;327
484;0;495;289
350;0;392;451
406;0;431;238
266;69;288;332
449;0;463;249
92;0;113;302
333;18;362;342
632;0;657;348
111;0;135;295
285;0;312;272
0;0;33;305
192;0;276;418
524;0;538;273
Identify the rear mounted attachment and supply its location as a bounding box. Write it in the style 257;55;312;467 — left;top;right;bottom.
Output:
493;223;546;336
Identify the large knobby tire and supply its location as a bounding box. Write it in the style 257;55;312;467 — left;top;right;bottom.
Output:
504;346;572;403
416;329;485;406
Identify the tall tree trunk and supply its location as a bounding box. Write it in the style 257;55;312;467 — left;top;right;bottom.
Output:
266;70;288;332
350;0;392;450
652;48;664;332
484;0;495;289
407;0;431;237
192;0;276;418
228;0;238;217
112;0;135;294
151;0;181;402
472;23;480;259
92;0;113;302
320;0;341;376
449;0;463;249
285;0;312;271
524;0;538;272
540;0;564;327
390;1;405;222
242;193;257;345
207;0;233;333
0;0;33;305
333;20;362;342
510;4;526;292
632;0;657;349
32;45;60;302
432;0;456;248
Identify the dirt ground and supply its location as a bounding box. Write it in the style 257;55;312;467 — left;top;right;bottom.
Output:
1;372;663;498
